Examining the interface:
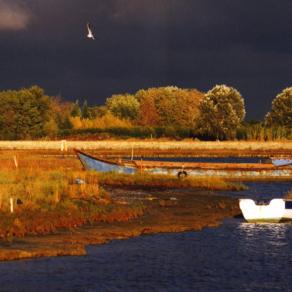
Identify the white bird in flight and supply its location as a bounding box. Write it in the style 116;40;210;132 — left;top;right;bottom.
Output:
86;22;95;40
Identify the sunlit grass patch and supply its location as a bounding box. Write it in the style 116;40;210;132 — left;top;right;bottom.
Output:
96;171;246;191
0;169;145;240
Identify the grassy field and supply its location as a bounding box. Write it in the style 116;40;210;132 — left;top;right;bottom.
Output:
0;149;245;241
0;140;291;151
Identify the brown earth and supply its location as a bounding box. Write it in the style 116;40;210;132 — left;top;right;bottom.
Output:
0;188;240;261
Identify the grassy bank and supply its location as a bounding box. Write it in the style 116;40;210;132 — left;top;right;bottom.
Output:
0;170;144;241
96;172;246;191
0;167;244;241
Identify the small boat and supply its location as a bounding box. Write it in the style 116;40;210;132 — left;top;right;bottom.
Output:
271;157;292;167
75;149;136;174
74;149;292;178
239;198;292;223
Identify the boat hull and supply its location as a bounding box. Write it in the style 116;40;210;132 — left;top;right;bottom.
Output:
76;150;136;174
239;199;292;223
75;150;292;178
271;158;292;167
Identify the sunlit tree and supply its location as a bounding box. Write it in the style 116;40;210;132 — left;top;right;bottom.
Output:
71;100;81;117
197;85;246;140
106;94;140;120
0;86;53;139
136;86;203;127
265;87;292;128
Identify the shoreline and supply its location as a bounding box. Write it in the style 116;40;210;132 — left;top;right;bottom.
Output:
0;188;240;262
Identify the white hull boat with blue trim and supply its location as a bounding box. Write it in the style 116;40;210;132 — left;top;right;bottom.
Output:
271;157;292;167
239;199;292;223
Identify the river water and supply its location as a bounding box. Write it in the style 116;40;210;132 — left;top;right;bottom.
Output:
0;182;291;292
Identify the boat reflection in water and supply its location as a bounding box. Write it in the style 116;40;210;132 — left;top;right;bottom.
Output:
237;222;289;254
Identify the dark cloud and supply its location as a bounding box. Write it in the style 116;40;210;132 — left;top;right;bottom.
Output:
0;0;31;30
0;0;291;119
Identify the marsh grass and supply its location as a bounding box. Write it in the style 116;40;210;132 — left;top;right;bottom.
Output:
96;172;246;191
0;140;291;151
0;149;246;240
0;167;145;240
285;190;292;199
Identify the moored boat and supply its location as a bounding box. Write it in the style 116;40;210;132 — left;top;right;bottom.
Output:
271;157;292;167
75;149;136;174
239;198;292;223
75;149;292;178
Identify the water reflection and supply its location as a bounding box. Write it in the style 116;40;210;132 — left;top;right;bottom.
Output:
238;222;288;239
237;222;289;260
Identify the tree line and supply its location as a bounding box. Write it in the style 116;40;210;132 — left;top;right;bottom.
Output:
0;84;291;140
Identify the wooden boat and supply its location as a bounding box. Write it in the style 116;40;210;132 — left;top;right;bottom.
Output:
75;149;136;174
271;157;292;167
75;149;292;178
239;199;292;223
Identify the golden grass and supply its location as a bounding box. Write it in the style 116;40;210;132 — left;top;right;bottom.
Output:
96;172;246;191
285;190;292;199
0;140;291;151
0;169;107;212
0;149;247;240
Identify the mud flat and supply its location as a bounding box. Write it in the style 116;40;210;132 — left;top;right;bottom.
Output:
0;188;240;261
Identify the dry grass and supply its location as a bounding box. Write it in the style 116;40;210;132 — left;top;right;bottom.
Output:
285;190;292;199
0;140;291;151
97;172;246;191
0;149;246;240
0;169;108;212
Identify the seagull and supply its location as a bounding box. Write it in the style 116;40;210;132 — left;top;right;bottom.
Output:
86;22;95;40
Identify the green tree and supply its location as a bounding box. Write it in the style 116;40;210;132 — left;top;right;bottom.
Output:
71;100;81;117
88;105;108;119
43;118;59;138
197;85;246;140
81;100;90;119
0;86;53;139
51;98;73;130
106;94;140;120
265;87;292;128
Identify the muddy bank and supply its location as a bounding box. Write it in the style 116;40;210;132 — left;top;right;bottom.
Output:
0;188;240;261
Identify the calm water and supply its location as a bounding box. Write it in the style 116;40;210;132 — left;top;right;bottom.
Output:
0;182;292;292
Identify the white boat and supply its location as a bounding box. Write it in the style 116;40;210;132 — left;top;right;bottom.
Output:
239;198;292;223
271;157;292;167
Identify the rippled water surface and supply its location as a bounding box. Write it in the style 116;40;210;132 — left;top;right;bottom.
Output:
0;182;292;292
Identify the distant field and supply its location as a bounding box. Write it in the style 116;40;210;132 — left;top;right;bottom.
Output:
0;140;291;151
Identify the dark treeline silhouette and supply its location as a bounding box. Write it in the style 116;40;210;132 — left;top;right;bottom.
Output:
0;85;291;140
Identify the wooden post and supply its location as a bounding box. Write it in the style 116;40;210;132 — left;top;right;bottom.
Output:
131;146;134;161
64;140;68;152
13;155;18;169
10;197;13;213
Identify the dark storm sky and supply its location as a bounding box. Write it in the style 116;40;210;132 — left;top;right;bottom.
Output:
0;0;291;119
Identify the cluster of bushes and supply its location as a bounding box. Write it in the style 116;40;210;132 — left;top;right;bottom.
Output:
0;84;291;140
60;126;197;139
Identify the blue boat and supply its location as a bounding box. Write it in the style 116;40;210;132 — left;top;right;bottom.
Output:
271;158;292;167
75;149;292;178
75;149;137;174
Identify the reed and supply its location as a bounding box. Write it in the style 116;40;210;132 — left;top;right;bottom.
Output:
0;140;291;151
284;190;292;199
0;167;145;240
96;172;246;191
0;148;247;240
